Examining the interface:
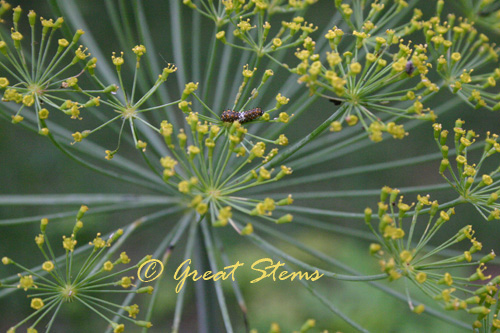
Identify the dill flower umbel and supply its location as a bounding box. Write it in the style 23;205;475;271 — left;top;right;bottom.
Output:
0;5;91;135
70;45;180;159
434;120;500;221
0;206;153;332
367;187;499;321
0;5;180;158
158;64;295;230
286;3;440;141
422;8;500;111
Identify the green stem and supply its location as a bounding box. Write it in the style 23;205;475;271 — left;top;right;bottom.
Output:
268;105;346;168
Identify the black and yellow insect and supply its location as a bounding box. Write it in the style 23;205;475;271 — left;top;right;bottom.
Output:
221;108;263;124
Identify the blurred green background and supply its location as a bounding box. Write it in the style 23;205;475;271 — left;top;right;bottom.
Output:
1;0;500;332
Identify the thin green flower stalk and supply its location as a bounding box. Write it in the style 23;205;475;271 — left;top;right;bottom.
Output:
456;0;500;35
0;206;153;333
70;46;179;160
434;120;500;221
160;66;294;230
367;187;499;326
422;6;500;111
0;4;88;134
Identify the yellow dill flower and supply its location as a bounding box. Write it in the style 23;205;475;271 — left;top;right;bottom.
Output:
30;298;44;310
18;274;35;290
119;276;134;288
124;304;140;318
62;236;77;251
42;261;54;272
103;261;114;271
